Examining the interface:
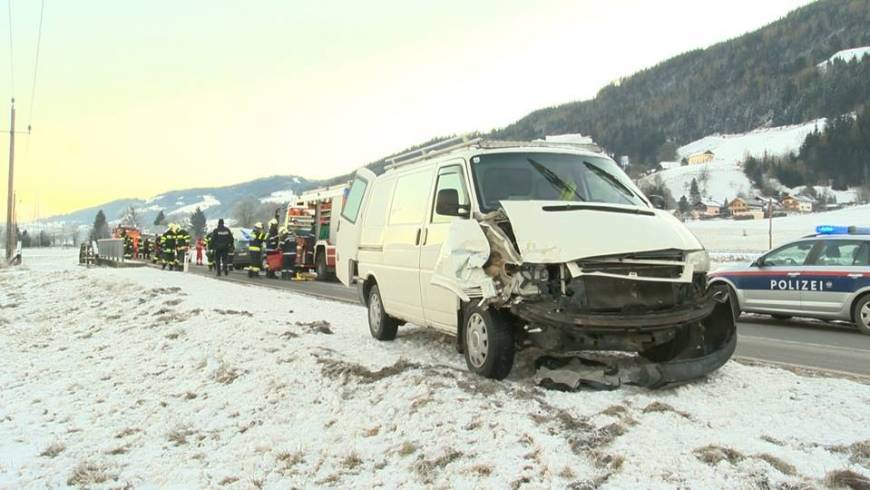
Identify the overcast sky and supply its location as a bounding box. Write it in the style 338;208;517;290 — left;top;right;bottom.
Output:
1;0;813;219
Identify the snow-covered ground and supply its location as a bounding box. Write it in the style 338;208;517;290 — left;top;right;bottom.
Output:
641;118;834;204
2;249;869;488
676;118;826;166
642;162;753;205
688;203;870;254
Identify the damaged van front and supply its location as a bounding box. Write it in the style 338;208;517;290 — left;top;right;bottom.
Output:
432;149;736;388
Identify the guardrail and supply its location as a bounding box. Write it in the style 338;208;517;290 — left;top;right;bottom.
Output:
96;239;125;262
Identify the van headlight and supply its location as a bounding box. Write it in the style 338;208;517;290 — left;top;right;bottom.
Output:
686;250;710;273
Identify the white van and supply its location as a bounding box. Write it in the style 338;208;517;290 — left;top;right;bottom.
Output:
336;138;736;387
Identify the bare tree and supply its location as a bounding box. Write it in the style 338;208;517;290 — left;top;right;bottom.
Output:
120;206;141;228
233;200;259;228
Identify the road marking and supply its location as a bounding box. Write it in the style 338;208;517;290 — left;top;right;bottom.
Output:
739;334;870;354
734;355;870;382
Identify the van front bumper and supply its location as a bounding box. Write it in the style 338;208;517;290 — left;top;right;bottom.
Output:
519;284;737;389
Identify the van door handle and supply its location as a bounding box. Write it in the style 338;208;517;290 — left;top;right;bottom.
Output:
415;228;421;246
786;272;800;277
421;228;428;246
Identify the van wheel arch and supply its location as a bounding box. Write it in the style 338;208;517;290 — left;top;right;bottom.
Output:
711;279;740;320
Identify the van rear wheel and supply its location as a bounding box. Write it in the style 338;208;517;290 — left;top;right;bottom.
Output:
463;305;514;380
368;285;398;340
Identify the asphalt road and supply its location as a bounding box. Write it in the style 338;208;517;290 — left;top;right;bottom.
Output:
161;261;870;379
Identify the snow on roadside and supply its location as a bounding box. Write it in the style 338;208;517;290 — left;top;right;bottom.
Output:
688;203;870;253
1;250;868;489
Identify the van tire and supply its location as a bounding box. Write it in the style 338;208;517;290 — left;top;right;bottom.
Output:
368;285;398;341
852;294;870;335
462;305;514;380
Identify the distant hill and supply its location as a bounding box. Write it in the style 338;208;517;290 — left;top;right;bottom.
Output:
492;0;870;168
42;175;316;228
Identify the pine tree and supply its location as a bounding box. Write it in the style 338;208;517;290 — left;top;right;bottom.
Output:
689;178;701;205
90;210;110;241
678;196;691;214
153;210;166;226
189;207;207;239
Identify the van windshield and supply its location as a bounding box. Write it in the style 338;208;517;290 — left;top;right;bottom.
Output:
471;152;647;212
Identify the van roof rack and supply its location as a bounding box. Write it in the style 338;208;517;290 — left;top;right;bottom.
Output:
384;134;482;171
381;135;603;172
478;139;601;152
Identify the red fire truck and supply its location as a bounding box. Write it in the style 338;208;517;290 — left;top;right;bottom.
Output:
283;183;347;281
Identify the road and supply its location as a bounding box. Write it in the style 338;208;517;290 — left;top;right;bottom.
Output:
162;262;870;379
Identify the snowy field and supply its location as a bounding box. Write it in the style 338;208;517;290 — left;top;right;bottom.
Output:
2;249;869;489
689;204;870;257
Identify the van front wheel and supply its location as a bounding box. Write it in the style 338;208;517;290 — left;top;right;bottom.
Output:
368;285;398;341
463;305;514;380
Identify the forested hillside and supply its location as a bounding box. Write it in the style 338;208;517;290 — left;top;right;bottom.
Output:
492;0;870;168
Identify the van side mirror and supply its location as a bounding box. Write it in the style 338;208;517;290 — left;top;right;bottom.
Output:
436;189;469;218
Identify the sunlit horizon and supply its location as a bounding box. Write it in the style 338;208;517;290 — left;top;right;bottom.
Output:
1;0;812;222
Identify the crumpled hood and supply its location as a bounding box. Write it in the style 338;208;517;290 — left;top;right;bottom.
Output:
499;201;703;263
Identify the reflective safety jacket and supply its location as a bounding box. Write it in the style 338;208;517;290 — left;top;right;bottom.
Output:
248;230;266;252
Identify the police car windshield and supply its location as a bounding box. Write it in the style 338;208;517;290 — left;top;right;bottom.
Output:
471;152;647;212
762;241;814;266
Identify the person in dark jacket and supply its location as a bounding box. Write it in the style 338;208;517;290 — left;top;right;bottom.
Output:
209;218;234;276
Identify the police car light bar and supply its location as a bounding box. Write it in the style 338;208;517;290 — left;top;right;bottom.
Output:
815;225;870;235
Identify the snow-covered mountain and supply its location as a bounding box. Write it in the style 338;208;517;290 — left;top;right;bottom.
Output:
39;175;316;229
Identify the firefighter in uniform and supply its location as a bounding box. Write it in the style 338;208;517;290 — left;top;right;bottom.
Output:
141;237;151;260
204;233;214;271
279;225;296;279
152;233;162;264
121;229;134;260
209;218;234;276
264;218;280;278
247;222;266;278
161;224;177;270
175;226;190;270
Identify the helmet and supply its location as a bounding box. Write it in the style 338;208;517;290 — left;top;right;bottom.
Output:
269;218;278;226
254;222;263;230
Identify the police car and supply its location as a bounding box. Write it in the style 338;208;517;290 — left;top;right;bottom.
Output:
708;225;870;335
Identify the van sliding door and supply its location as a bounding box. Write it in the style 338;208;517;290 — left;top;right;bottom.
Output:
379;168;434;324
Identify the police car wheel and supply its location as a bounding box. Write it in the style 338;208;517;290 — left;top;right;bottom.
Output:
852;294;870;335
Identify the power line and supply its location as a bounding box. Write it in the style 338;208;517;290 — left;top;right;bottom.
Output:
27;0;43;127
6;0;13;95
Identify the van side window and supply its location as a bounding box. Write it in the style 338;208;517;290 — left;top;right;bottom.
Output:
341;176;368;224
389;171;431;225
431;165;469;224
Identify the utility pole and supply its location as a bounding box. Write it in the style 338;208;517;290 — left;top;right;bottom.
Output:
5;99;15;262
768;197;773;250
